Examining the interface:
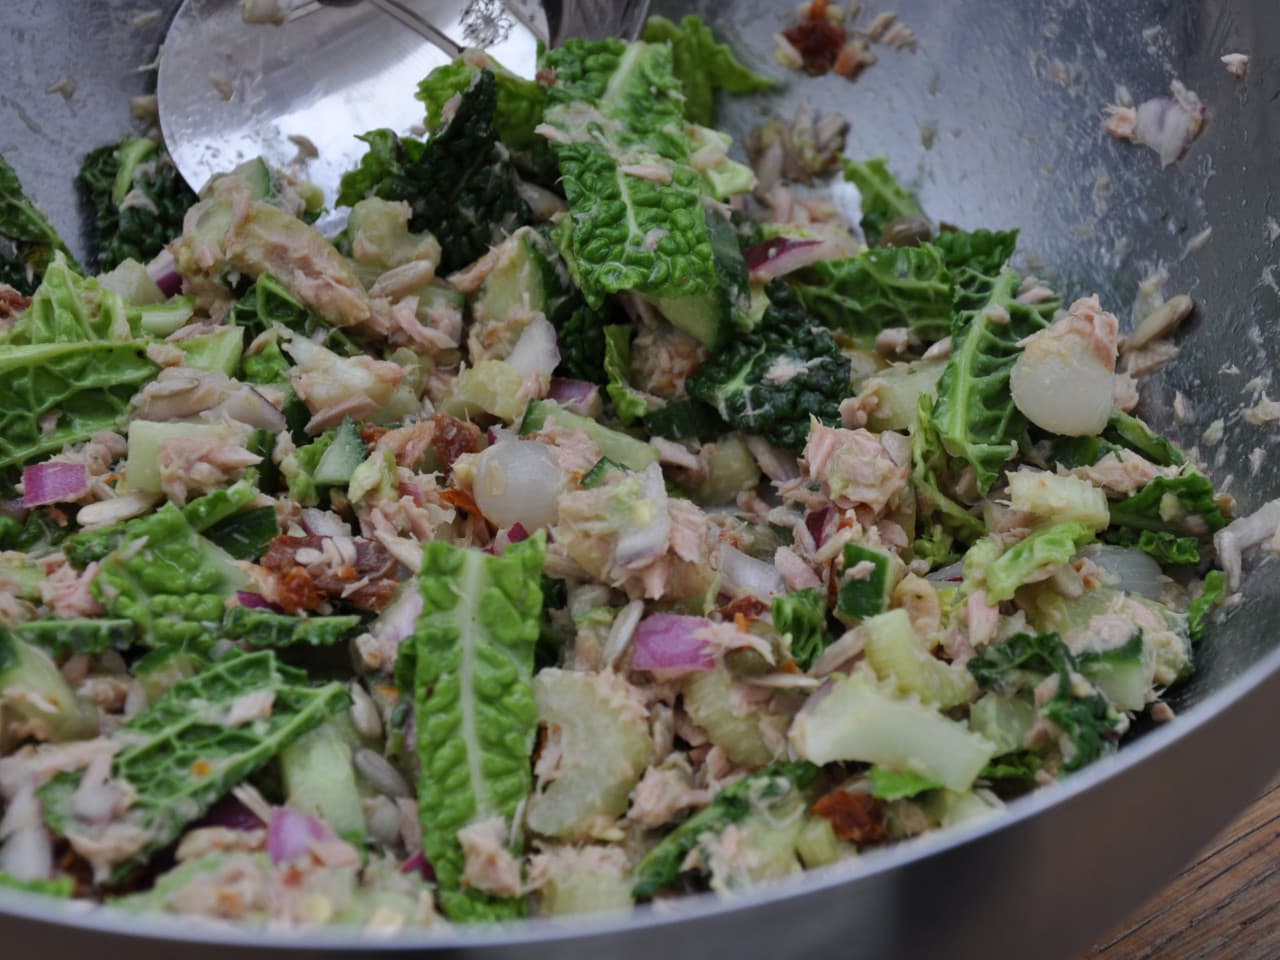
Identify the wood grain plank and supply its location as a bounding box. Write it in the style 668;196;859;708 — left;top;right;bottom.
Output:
1085;779;1280;960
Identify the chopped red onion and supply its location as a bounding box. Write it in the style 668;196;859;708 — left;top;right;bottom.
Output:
372;585;423;648
805;507;833;549
199;794;266;832
22;462;89;507
925;560;965;585
0;498;27;521
235;590;285;613
300;507;351;538
146;249;182;298
744;236;848;281
633;614;716;674
399;850;437;883
266;806;335;865
548;378;602;417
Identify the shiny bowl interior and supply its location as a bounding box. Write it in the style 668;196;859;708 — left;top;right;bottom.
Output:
1;0;1278;957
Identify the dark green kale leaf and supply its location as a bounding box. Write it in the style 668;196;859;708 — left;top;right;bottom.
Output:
631;762;819;899
968;632;1124;772
688;280;850;452
773;588;830;671
0;153;80;294
553;302;607;383
77;137;196;272
339;70;530;273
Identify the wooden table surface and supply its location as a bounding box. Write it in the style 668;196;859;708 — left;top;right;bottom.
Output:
1083;777;1280;959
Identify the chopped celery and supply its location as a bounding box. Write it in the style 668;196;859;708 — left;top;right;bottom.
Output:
683;664;779;768
280;719;366;838
680;434;760;506
794;815;850;869
525;669;653;839
789;669;995;792
0;629;96;741
1077;632;1149;712
439;360;529;422
859;359;947;432
1007;470;1109;532
862;609;976;708
521;400;658;471
968;692;1037;755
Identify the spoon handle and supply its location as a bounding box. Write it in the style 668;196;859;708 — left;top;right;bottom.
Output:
366;0;464;57
286;0;464;56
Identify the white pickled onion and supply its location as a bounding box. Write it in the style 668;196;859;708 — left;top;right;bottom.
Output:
22;462;89;507
473;440;562;530
300;507;351;538
507;316;560;380
1010;338;1113;437
718;544;787;599
266;806;335;865
548;378;602;418
614;463;669;569
632;613;716;674
1079;545;1165;600
146;249;182;298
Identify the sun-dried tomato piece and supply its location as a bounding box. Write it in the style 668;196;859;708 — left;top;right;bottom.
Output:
429;413;483;474
812;789;888;844
783;16;848;76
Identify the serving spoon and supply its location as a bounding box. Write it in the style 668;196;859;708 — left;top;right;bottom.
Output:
156;0;648;202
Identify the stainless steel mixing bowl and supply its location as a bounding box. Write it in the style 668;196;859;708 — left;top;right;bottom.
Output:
2;1;1278;957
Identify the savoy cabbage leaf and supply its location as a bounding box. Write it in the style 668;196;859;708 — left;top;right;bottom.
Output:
41;650;349;885
406;534;546;921
539;39;717;307
640;14;776;126
791;244;953;346
840;156;923;244
928;267;1059;494
89;503;246;649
